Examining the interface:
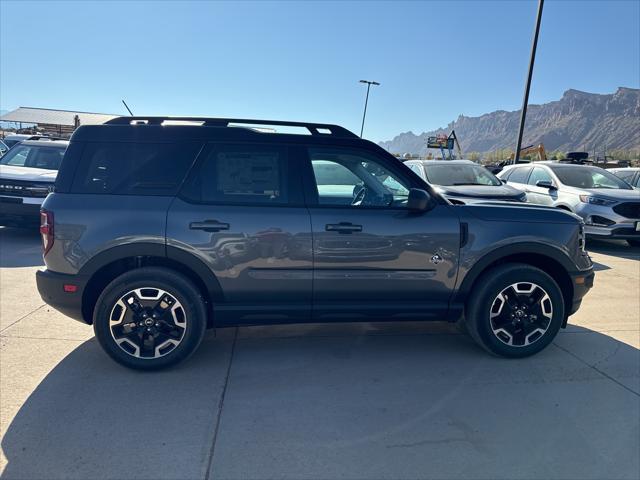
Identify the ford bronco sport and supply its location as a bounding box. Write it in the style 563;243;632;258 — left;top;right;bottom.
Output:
36;117;594;370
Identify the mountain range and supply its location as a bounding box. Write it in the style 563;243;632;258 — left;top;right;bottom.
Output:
379;87;640;156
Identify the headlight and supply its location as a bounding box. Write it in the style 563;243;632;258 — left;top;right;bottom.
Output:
579;195;616;206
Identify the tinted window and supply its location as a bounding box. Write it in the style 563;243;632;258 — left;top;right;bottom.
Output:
551;166;632;190
499;168;513;180
0;144;65;170
71;142;201;195
309;147;410;207
507;167;532;184
613;170;635;182
3;139;20;148
182;143;291;204
528;167;554;186
424;164;501;186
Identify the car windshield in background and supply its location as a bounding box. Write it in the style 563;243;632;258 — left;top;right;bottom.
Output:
0;144;65;170
424;164;501;186
551;166;632;190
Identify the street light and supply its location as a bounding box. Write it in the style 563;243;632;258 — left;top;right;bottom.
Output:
359;79;380;138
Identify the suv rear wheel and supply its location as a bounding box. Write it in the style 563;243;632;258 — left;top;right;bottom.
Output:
93;267;207;370
465;263;564;358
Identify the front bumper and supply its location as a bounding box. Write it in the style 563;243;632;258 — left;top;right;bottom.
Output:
0;196;43;226
573;202;640;239
36;269;89;323
584;223;640;240
567;268;595;317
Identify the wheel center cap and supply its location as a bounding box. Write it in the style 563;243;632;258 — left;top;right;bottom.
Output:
144;318;154;326
515;310;525;318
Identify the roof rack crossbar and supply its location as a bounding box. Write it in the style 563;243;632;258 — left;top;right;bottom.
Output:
104;116;358;138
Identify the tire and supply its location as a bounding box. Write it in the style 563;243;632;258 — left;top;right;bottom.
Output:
627;239;640;247
465;263;565;358
93;267;207;370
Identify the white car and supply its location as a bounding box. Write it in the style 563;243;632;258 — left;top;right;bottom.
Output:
0;139;68;226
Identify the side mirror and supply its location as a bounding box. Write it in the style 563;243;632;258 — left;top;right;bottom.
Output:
536;180;557;190
407;188;432;211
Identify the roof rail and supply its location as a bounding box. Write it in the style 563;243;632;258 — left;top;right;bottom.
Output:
25;135;68;142
104;116;359;138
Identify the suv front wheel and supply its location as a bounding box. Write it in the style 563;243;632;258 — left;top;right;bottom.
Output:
465;263;565;358
93;267;207;370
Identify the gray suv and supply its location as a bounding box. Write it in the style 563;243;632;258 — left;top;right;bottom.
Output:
36;117;594;369
498;162;640;246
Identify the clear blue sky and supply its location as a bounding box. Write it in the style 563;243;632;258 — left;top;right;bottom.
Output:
1;0;638;142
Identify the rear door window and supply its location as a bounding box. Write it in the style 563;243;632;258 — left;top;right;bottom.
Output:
180;143;301;205
71;142;202;195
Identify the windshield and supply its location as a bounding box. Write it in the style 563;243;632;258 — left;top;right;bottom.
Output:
0;144;65;170
424;163;501;186
551;166;632;190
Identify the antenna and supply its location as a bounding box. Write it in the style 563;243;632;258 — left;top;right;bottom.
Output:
121;100;134;116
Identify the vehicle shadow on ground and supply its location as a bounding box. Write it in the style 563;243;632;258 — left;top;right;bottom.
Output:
2;323;638;480
0;227;43;268
587;238;640;261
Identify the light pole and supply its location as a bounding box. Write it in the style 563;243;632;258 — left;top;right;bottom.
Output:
359;79;380;138
514;0;544;164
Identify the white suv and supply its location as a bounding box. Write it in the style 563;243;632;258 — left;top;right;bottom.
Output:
498;162;640;246
0;139;68;227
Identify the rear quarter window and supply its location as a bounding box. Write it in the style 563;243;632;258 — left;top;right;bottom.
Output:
507;167;532;184
70;142;202;195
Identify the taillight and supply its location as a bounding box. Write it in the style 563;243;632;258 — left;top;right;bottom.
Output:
40;210;54;256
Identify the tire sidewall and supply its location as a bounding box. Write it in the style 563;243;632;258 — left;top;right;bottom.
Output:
471;265;565;358
93;268;206;370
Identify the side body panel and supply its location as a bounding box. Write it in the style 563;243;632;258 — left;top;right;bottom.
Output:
42;193;171;274
309;205;460;320
166;199;313;323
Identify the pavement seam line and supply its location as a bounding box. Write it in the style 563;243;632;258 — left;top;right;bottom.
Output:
0;334;91;342
0;303;46;334
553;342;640;397
204;326;238;480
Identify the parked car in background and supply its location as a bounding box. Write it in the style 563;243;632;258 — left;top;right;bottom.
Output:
2;134;52;149
609;167;640;189
36;116;593;370
0;138;68;226
404;159;526;204
498;162;640;246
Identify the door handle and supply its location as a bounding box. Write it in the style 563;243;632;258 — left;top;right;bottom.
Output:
325;222;363;234
189;220;230;232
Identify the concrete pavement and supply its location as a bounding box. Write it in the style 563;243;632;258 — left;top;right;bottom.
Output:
1;227;638;479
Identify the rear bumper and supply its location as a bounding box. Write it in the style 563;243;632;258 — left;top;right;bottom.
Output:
568;268;595;317
36;269;89;323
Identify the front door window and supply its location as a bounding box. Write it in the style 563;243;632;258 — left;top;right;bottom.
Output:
309;148;410;207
